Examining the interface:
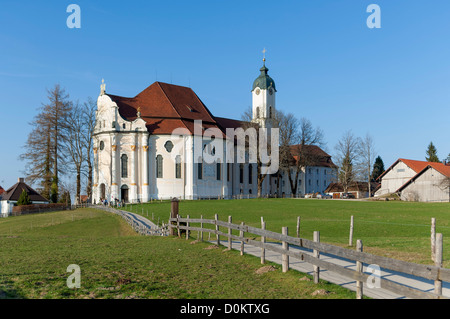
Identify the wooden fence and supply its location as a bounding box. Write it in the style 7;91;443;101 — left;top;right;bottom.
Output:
168;214;449;299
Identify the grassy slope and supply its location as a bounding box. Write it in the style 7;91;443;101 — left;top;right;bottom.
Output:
124;198;450;267
0;208;355;299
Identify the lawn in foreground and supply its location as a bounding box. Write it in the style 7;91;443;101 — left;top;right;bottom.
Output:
0;208;355;299
124;198;450;267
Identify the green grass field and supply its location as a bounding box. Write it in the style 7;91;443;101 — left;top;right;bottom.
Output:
0;208;356;299
123;198;450;267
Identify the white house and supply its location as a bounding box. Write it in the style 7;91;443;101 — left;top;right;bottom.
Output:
93;59;337;203
0;178;49;217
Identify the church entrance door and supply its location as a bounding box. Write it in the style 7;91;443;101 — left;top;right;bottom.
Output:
121;185;129;203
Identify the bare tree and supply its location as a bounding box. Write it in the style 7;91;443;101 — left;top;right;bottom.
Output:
61;102;85;203
241;107;277;198
335;130;359;193
81;97;97;201
438;176;450;202
277;113;324;196
357;133;377;197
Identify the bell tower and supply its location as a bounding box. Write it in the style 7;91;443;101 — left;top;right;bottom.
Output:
252;50;276;129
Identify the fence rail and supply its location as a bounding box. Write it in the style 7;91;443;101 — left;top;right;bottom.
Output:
169;215;449;299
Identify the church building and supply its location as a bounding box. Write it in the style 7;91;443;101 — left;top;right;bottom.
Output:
92;59;337;203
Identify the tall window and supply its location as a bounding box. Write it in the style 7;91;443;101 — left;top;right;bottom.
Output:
198;162;203;180
239;164;244;184
248;164;253;184
227;163;231;182
175;155;181;179
121;154;128;178
216;162;221;180
156;155;163;178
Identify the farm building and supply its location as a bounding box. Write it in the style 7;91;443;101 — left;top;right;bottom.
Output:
324;181;379;199
375;158;450;202
397;164;450;202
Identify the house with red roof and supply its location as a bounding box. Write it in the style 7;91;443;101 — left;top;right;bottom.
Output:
375;159;450;202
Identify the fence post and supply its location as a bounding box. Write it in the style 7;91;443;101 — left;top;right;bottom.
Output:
282;227;289;272
240;222;245;256
434;233;443;296
261;221;266;264
356;239;363;299
228;216;232;250
313;231;320;284
215;214;220;246
170;197;179;236
186;214;190;240
431;218;436;262
349;215;354;247
296;216;300;238
200;215;203;242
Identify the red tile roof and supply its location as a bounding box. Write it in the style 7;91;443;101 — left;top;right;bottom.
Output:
397;162;450;192
289;144;337;168
109;82;223;135
0;186;4;196
378;158;450;181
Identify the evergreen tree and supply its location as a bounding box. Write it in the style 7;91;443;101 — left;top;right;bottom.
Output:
426;142;439;162
17;189;31;206
371;156;385;181
20;84;72;201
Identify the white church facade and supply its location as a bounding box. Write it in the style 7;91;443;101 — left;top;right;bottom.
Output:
92;60;337;203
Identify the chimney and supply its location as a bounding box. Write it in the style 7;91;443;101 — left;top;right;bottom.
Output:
18;177;24;183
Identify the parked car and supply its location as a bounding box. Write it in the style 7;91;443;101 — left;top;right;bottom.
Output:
342;192;355;199
317;193;332;199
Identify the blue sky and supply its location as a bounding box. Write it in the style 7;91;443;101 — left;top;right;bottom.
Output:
1;0;449;190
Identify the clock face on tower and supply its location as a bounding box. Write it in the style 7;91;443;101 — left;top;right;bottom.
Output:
255;88;260;95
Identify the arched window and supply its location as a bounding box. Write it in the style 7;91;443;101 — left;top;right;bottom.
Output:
248;164;253;184
121;154;128;178
175;155;181;179
156;155;163;178
269;106;272;118
256;107;260;118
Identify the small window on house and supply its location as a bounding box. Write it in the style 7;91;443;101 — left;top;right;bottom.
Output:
123;123;126;129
